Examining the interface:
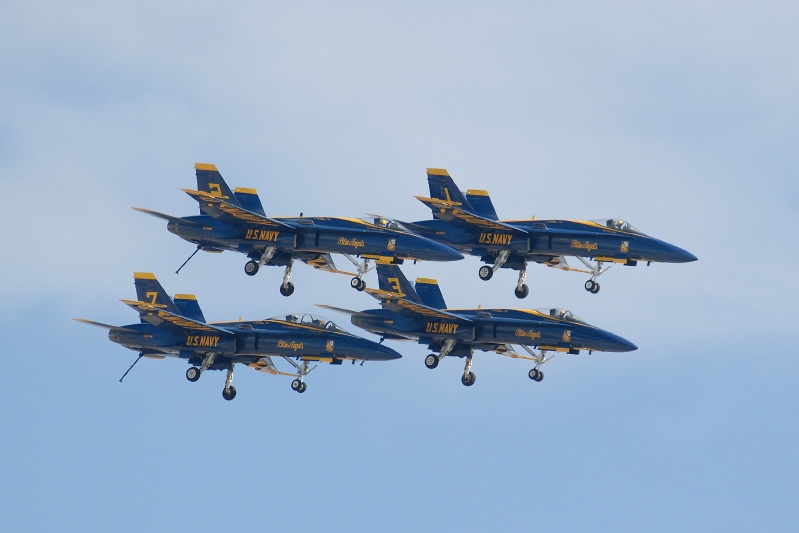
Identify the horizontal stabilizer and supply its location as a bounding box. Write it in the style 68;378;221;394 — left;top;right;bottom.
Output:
74;318;129;330
133;207;202;226
315;304;360;316
182;189;292;229
415;196;524;234
120;300;231;335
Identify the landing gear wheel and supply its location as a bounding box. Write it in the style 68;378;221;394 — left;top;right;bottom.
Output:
350;278;366;291
591;283;600;294
585;280;597;292
514;284;529;299
478;266;493;281
245;260;259;276
222;386;237;401
186;367;201;382
291;379;303;391
461;371;476;387
424;354;439;369
279;282;295;297
528;368;544;381
298;382;307;393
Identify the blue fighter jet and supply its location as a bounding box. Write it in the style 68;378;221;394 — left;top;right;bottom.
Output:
75;272;401;399
400;169;697;298
135;164;462;296
319;263;637;387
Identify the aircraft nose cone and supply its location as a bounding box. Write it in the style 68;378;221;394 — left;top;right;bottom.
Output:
422;238;463;261
659;241;697;263
605;331;638;352
372;343;402;360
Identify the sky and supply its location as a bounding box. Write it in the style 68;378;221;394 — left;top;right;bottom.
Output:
3;1;798;531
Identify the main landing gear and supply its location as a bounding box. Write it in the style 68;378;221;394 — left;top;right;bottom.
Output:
185;355;238;400
478;251;530;299
243;247;295;296
283;358;316;394
424;340;476;387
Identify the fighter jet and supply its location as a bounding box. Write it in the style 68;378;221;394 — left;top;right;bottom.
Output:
319;263;637;387
400;168;697;298
76;272;401;399
135;164;462;296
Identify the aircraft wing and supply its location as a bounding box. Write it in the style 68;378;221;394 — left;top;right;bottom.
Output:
415;196;525;234
182;189;293;229
120;300;232;334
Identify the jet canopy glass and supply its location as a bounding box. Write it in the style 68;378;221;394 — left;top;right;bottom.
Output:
362;216;411;233
591;218;641;234
272;313;345;332
537;308;585;324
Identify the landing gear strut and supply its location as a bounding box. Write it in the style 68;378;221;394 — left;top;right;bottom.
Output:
461;356;476;387
245;246;277;276
424;339;456;370
519;345;553;383
222;366;237;400
283;358;316;393
577;258;610;294
514;260;529;299
279;259;295;296
344;255;372;291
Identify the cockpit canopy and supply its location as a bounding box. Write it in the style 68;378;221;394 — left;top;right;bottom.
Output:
537;308;585;324
363;216;409;232
272;313;345;332
591;218;641;234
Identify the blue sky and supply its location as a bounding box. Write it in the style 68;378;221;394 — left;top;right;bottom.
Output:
3;2;798;531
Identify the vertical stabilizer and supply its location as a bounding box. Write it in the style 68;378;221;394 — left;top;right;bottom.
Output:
194;163;240;212
465;189;499;220
233;187;266;216
133;273;181;322
426;169;475;213
173;294;206;322
414;278;448;309
375;265;423;304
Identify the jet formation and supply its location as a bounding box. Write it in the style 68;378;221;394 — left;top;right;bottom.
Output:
78;164;696;397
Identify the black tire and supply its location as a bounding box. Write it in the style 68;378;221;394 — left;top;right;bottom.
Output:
357;279;366;291
534;370;544;382
222;386;237;401
298;382;307;393
424;354;439;369
279;282;295;297
585;280;595;292
591;283;600;294
514;284;529;299
528;368;539;381
245;261;259;276
291;379;302;391
186;367;201;382
461;371;476;387
350;277;362;289
478;266;493;281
